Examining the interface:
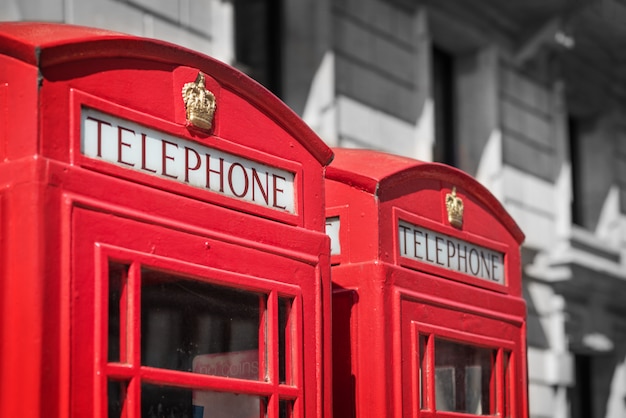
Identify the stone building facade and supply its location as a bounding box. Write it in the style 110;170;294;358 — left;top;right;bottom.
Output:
2;0;626;417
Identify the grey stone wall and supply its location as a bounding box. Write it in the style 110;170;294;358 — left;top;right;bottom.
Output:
1;0;220;58
500;65;558;183
333;0;419;124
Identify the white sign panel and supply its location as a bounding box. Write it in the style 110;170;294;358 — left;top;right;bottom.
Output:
81;108;296;213
325;217;341;256
398;220;505;285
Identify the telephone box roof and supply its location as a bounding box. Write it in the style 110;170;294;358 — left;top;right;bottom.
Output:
0;22;333;166
326;148;524;244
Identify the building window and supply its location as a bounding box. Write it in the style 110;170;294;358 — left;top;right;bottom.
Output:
567;113;617;231
432;46;457;166
569;354;593;418
234;0;283;96
568;116;584;227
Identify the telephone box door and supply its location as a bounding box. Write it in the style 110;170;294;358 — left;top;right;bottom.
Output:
399;285;526;418
71;207;311;417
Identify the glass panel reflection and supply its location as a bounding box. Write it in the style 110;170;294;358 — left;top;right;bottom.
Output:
141;268;263;380
142;384;263;418
434;339;494;415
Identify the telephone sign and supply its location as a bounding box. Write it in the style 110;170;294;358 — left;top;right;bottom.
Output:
397;219;505;284
82;107;295;212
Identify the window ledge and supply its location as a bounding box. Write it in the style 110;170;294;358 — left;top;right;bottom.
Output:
569;225;621;264
525;226;624;282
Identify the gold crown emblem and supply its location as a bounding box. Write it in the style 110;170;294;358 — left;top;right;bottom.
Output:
182;72;216;131
445;187;464;228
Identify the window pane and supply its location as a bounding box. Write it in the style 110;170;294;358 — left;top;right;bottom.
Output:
432;46;456;166
141;268;263;380
419;335;427;409
504;352;511;418
142;384;263;418
434;339;494;415
279;399;294;418
233;0;282;93
108;262;129;363
279;297;294;384
108;379;127;418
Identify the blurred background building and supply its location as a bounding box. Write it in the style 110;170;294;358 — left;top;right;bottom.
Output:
2;0;626;417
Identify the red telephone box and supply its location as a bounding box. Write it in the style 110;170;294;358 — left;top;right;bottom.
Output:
0;23;333;418
326;149;528;418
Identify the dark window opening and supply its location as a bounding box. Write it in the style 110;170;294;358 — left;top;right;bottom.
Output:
234;0;283;96
432;46;456;166
569;354;593;418
568;116;584;227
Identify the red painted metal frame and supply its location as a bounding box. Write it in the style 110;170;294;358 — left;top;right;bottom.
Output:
398;285;524;418
72;207;307;417
0;22;333;418
326;148;528;418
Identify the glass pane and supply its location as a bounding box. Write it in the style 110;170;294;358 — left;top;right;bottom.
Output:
504;352;511;418
279;297;294;384
279;399;294;418
435;366;455;411
141;268;263;380
419;335;427;409
142;383;263;418
108;262;129;363
434;339;494;415
108;379;127;418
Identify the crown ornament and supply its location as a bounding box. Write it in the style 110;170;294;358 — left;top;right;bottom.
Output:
182;72;216;131
445;187;464;228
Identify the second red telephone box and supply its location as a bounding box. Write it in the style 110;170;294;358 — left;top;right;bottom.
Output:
325;149;528;418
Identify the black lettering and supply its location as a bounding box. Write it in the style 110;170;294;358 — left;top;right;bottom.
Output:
492;254;500;282
424;232;435;262
184;146;201;183
251;168;269;204
272;174;287;210
86;116;111;157
205;154;225;192
399;224;411;256
413;229;424;260
435;236;445;266
161;139;178;179
447;240;456;268
469;248;480;275
141;133;157;173
480;250;491;279
228;162;249;197
117;126;135;166
457;243;468;273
